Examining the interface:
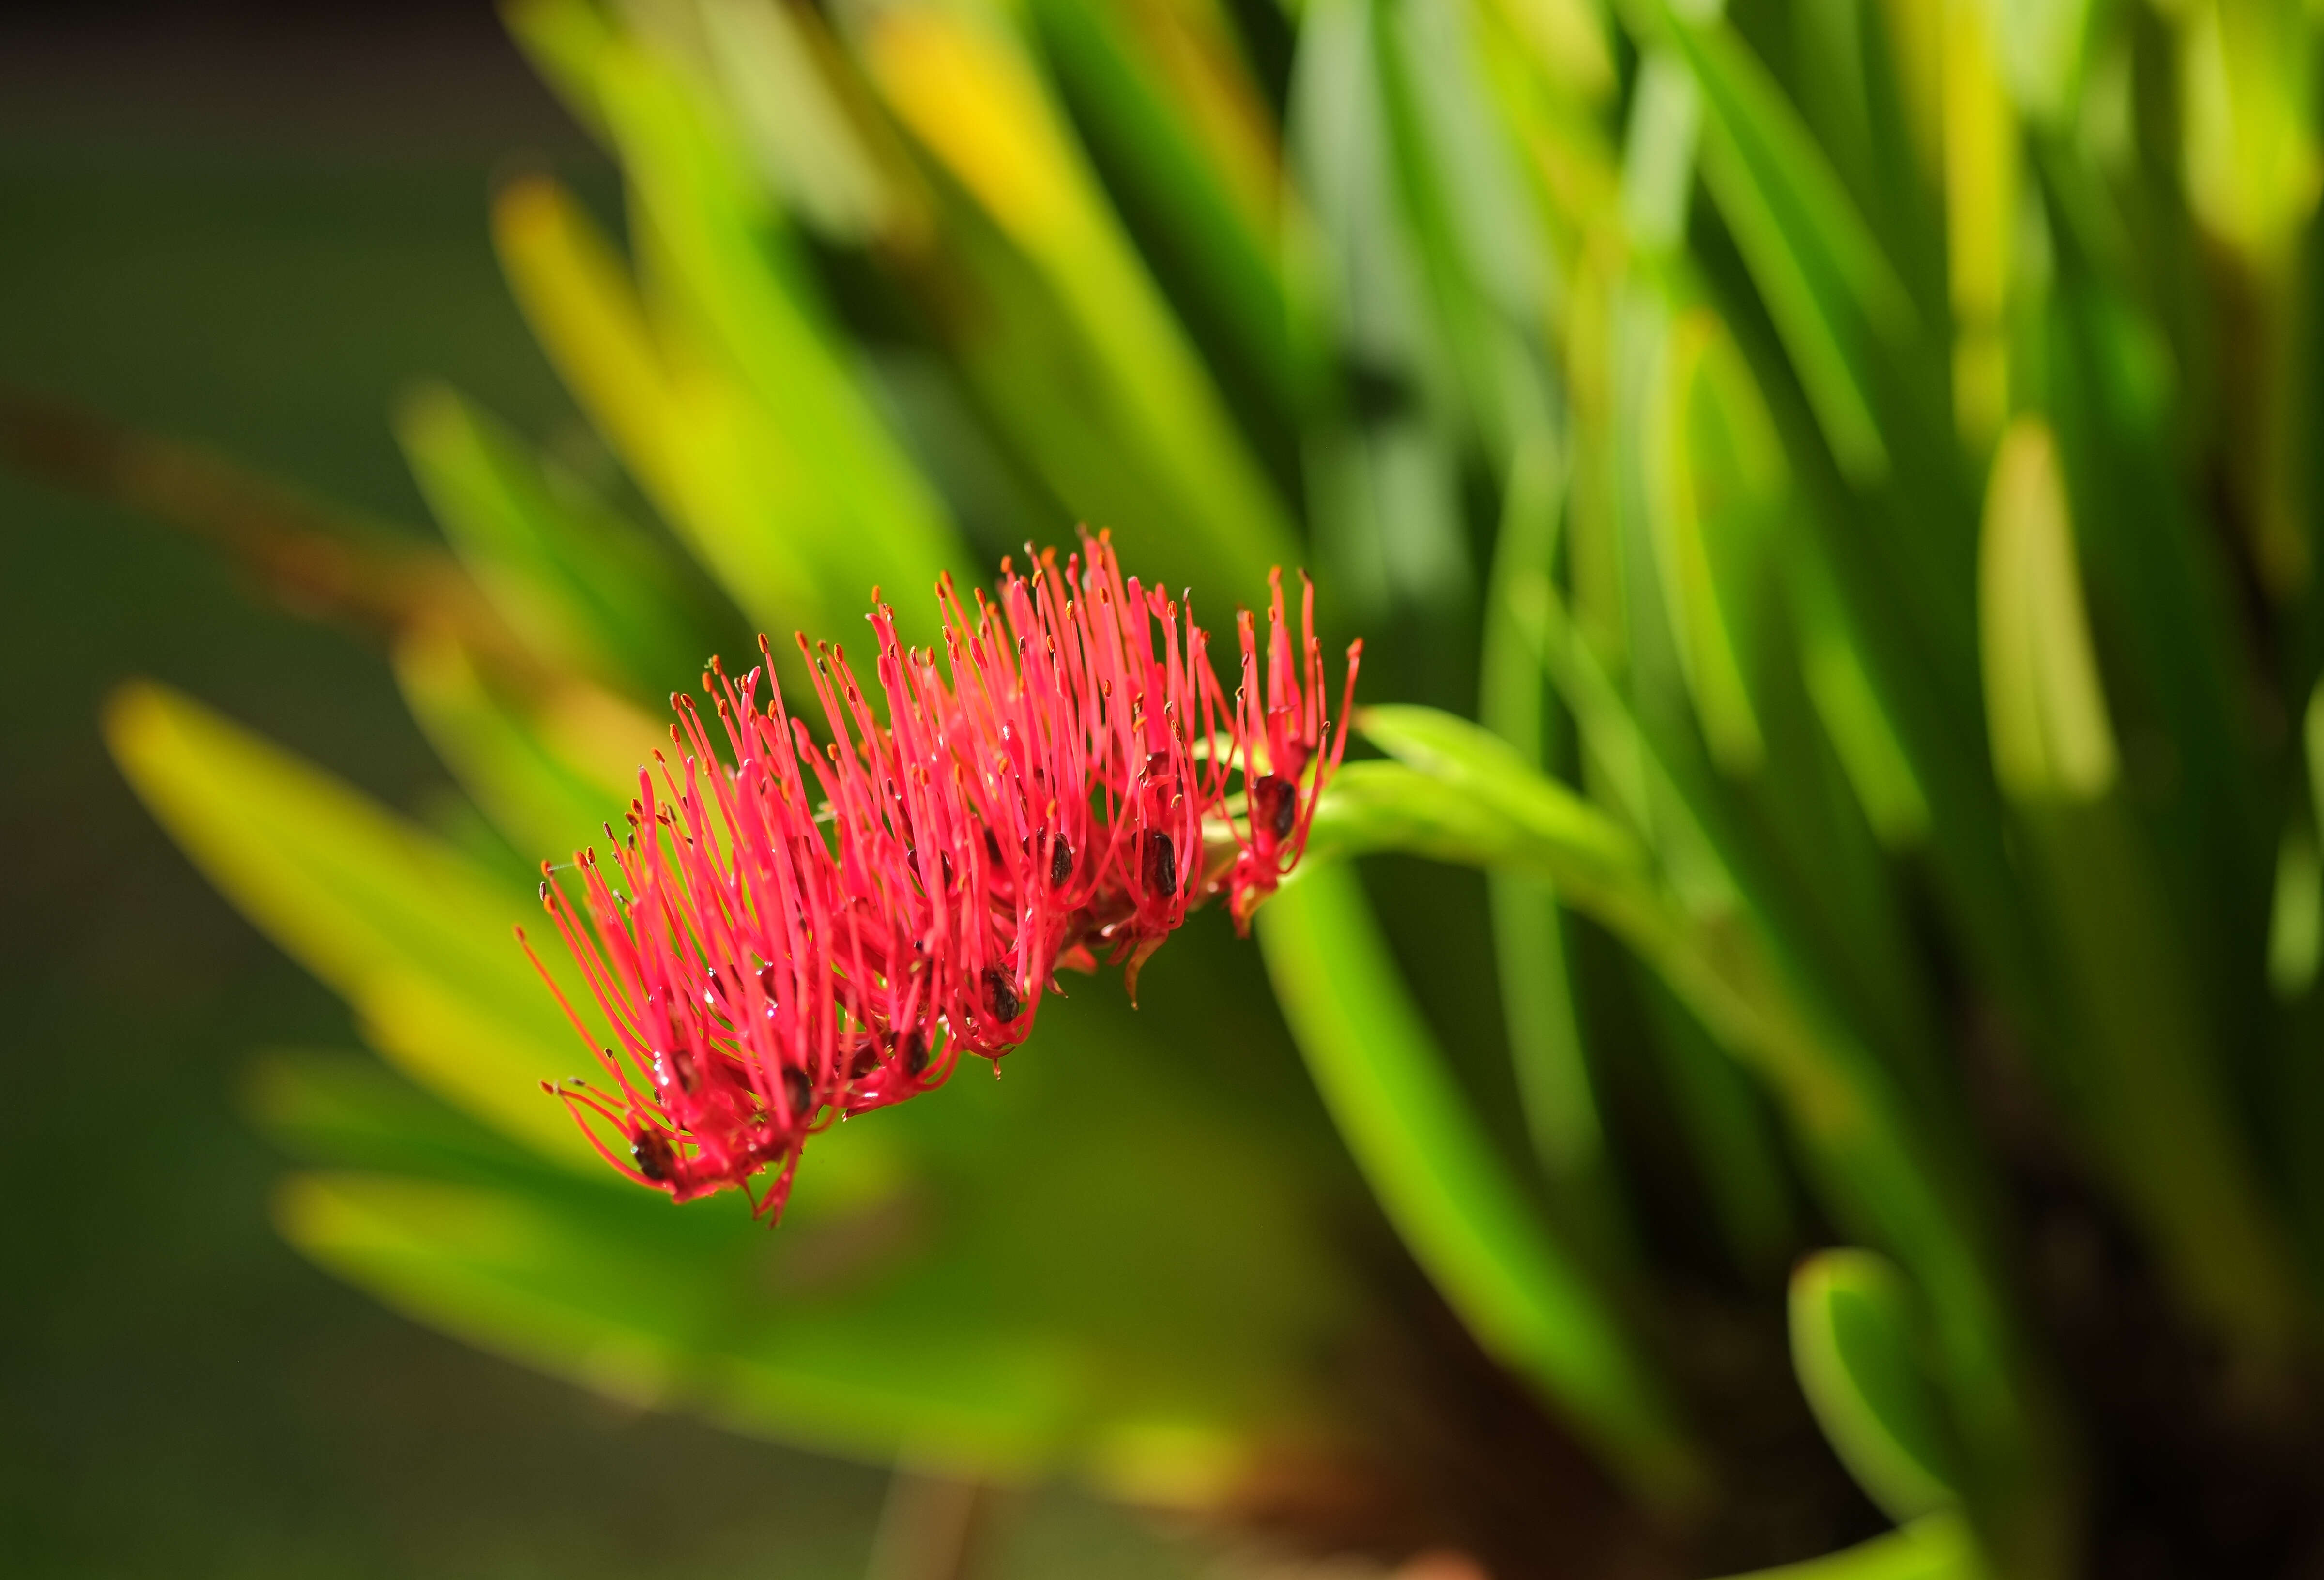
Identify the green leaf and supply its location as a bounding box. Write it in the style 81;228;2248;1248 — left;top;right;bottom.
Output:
280;1167;1086;1475
491;172;875;647
855;1;1298;603
1789;1248;1960;1522
106;682;599;1166
1376;0;1560;467
392;624;664;866
394;381;713;698
501;0;620;137
490;174;690;534
1256;862;1702;1508
1795;556;1930;848
1312;723;2074;1577
1479;436;1631;1262
692;0;905;245
254;961;1364;1505
1708;1513;1987;1580
1654;5;1916;485
593;35;974;638
1286;0;1475;632
1643;305;1789;775
1025;0;1308;423
1358;704;1650;889
2269;820;2322;1002
1977;418;2117;805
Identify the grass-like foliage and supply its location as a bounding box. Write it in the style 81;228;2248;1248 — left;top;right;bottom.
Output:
72;0;2324;1575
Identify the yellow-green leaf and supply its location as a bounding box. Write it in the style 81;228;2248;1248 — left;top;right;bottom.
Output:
106;682;599;1164
1977;417;2118;804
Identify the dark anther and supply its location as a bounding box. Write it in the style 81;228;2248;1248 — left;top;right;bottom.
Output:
781;1064;814;1121
983;827;1005;865
982;966;1021;1022
902;1030;931;1075
1144;828;1177;897
631;1128;676;1184
1253;774;1298;842
1050;835;1073;887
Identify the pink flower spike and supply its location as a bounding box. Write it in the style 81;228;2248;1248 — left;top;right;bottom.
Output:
526;536;1359;1213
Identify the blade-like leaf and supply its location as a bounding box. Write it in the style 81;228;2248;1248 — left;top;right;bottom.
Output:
395;381;716;699
1708;1513;1986;1580
1790;1248;1960;1522
1654;4;1917;485
1977;420;2116;804
393;623;664;866
594;35;974;637
1982;417;2304;1358
1025;0;1308;423
856;1;1297;602
1256;862;1702;1507
1480;435;1631;1262
257;957;1363;1505
106;682;598;1165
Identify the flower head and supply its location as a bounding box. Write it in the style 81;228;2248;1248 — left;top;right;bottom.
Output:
523;535;1359;1215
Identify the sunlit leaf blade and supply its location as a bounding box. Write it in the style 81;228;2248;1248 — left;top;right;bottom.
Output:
1943;0;2017;450
1789;1248;1960;1522
105;682;596;1166
1977;421;2116;804
855;1;1297;600
593;34;974;634
1477;0;1615;105
1256;862;1703;1508
1025;0;1308;423
2177;0;2321;266
490;174;821;640
490;174;687;528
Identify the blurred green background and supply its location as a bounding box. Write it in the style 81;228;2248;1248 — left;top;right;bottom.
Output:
0;10;1215;1575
